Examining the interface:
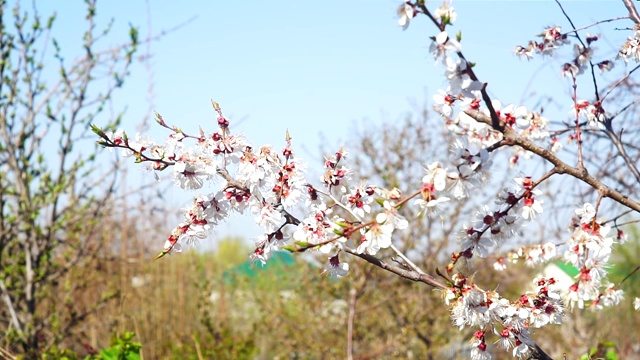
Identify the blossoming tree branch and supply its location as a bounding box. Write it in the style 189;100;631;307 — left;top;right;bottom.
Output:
92;0;640;359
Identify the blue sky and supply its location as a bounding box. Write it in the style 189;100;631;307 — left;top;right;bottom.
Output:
29;0;633;245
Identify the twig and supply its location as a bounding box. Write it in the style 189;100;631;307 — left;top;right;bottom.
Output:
390;243;425;274
602;121;640;183
609;218;640;227
609;97;640;121
216;167;249;192
0;279;23;336
346;287;357;360
618;264;640;287
314;186;363;221
416;2;444;31
555;0;600;102
390;257;414;271
602;209;634;225
344;246;447;289
0;346;16;360
561;16;630;35
192;334;205;360
601;64;640;102
570;75;586;169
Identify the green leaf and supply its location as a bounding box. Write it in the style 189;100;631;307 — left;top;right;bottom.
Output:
91;124;108;139
606;349;620;360
155;111;165;125
281;245;297;252
334;221;349;228
47;13;56;29
128;23;139;46
99;348;118;360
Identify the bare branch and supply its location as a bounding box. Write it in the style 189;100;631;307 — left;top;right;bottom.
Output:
390;243;425;275
622;0;640;24
602;123;640;183
344;247;447;290
0;279;23;337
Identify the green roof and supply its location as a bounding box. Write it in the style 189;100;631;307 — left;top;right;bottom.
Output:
222;251;296;285
552;260;627;278
553;261;580;278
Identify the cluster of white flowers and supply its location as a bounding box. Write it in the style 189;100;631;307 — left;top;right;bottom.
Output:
468;205;624;355
434;2;457;25
103;105;312;262
441;100;555;160
445;276;564;359
397;1;458;30
562;203;622;310
433;69;555;165
100;113;444;272
514;26;569;59
571;99;606;129
412;5;639;357
514;26;622;81
292;204;340;252
492;242;557;271
457;177;545;259
618;24;640;62
414;162;451;216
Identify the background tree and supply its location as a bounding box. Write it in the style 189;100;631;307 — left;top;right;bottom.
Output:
0;0;138;355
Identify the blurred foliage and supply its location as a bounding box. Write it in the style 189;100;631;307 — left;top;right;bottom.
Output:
38;332;141;360
213;237;253;271
579;341;620;360
95;332;142;360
